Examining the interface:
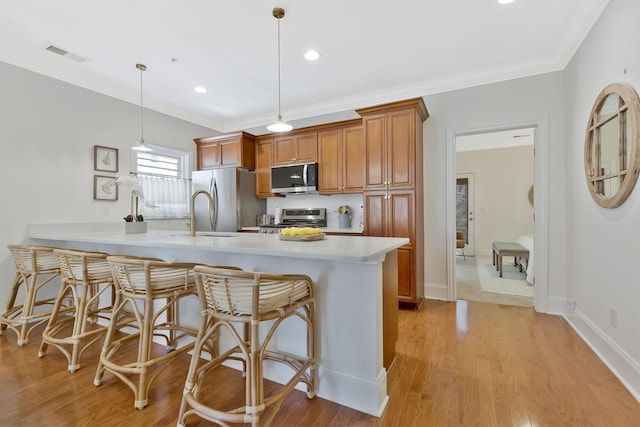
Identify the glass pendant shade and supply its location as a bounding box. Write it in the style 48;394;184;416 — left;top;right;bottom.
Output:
132;139;153;152
267;114;293;133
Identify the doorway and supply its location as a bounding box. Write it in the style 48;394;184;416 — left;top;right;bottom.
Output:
453;127;535;308
456;173;475;257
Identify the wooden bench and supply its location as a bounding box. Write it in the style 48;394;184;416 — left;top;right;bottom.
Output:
492;242;529;278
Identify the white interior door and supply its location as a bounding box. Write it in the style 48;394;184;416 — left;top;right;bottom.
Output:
456;173;476;256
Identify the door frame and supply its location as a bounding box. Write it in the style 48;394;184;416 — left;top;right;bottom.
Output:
446;119;549;312
455;172;476;257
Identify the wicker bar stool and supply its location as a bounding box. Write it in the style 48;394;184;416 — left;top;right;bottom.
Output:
38;249;125;373
1;245;62;346
177;266;316;427
93;256;214;410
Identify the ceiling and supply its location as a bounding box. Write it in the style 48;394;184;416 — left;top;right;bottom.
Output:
0;0;609;135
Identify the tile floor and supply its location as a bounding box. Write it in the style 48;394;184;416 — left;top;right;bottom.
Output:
456;255;534;308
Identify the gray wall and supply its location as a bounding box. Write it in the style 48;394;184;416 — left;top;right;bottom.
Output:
0;61;218;307
563;0;640;392
422;72;566;297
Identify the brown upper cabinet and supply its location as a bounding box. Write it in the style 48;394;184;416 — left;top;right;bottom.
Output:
318;122;364;194
273;132;317;166
194;132;256;170
255;136;279;198
358;101;428;191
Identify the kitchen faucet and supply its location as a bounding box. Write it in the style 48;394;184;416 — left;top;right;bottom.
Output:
190;190;215;237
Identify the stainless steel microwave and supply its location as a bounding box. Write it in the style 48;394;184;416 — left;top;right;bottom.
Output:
271;162;318;194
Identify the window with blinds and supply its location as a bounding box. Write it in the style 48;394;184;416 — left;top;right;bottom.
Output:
132;145;191;219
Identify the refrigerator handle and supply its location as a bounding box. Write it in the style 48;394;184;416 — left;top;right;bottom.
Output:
212;179;219;231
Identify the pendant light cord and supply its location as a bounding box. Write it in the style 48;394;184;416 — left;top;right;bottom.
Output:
276;15;282;118
132;63;152;151
139;65;145;143
267;8;291;132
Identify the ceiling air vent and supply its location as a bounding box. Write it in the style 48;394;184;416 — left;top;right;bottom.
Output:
45;44;88;63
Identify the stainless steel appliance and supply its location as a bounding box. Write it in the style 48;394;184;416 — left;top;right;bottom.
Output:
258;208;326;233
271;162;318;194
192;168;266;232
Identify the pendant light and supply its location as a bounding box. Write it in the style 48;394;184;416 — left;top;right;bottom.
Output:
267;7;293;133
132;63;153;152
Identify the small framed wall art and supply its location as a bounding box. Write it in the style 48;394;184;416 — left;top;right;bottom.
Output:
93;175;118;201
94;145;119;173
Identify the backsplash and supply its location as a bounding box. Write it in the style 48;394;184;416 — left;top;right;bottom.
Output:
266;193;364;230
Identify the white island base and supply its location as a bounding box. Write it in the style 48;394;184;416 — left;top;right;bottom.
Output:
27;223;407;417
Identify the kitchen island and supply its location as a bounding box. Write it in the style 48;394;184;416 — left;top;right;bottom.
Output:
27;223;407;417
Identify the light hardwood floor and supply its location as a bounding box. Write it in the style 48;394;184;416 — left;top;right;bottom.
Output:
0;299;638;426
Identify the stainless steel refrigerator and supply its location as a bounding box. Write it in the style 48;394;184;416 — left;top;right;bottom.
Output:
191;168;266;232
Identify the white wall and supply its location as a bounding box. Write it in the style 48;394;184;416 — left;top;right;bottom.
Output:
422;72;566;301
0;61;218;308
457;145;534;257
563;0;640;398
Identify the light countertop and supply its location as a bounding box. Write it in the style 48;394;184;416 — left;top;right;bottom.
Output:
28;223;406;263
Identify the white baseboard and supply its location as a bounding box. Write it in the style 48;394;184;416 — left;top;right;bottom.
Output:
545;296;565;315
562;303;640;402
425;282;448;300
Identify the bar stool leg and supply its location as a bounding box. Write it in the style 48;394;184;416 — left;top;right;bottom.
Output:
39;250;116;373
306;303;317;398
38;281;72;360
93;289;126;387
19;271;60;346
18;273;39;346
0;273;22;336
0;273;26;346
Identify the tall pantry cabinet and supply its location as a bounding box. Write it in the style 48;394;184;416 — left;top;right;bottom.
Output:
357;98;428;307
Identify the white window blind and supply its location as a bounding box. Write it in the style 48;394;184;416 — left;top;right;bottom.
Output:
132;145;191;219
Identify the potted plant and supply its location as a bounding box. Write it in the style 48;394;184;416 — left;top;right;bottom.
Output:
116;175;147;233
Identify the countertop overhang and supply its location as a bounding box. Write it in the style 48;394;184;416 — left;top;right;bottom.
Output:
28;223;408;263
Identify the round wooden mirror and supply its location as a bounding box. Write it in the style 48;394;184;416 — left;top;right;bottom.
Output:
584;82;640;208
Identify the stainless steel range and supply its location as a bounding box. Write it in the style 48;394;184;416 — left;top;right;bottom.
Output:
258;208;326;234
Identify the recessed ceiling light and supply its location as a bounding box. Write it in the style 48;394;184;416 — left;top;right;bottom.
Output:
194;86;207;94
304;49;320;61
498;0;516;4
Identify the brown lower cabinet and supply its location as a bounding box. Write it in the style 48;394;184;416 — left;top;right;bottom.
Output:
364;189;423;305
396;246;415;303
